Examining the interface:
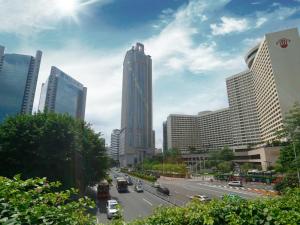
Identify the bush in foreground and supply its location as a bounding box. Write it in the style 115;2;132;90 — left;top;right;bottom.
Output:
0;175;95;225
115;188;300;225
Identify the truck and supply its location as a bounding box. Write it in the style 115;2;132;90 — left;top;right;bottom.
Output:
116;177;128;193
97;180;110;200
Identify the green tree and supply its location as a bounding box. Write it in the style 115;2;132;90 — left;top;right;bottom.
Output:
240;163;253;174
0;113;108;190
219;146;235;161
217;161;232;173
0;175;95;225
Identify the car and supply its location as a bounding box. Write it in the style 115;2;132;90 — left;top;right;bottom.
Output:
126;176;133;185
113;174;118;178
189;194;211;202
137;179;143;185
157;186;170;195
106;200;119;219
228;180;243;187
135;184;143;192
153;181;160;188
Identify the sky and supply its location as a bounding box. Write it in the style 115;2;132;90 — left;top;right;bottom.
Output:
0;0;300;148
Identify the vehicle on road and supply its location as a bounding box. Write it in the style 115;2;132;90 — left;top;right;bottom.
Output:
97;180;110;200
153;181;160;188
228;180;243;187
135;184;143;192
126;176;133;185
113;174;118;178
106;199;119;219
157;186;170;195
189;194;211;202
116;177;128;193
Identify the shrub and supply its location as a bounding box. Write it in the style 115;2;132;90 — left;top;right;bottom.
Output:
0;175;95;225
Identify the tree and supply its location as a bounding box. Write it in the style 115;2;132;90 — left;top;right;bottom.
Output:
275;103;300;188
219;146;234;161
217;161;232;173
0;175;95;225
240;163;253;174
0;113;108;190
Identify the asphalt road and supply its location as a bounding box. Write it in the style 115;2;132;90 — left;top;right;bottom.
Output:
94;172;264;224
95;174;171;224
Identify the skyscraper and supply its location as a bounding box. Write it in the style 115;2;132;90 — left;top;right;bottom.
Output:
109;129;120;161
250;28;300;143
0;46;42;122
119;43;154;167
38;66;87;120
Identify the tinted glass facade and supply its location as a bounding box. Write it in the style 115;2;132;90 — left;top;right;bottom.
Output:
38;66;87;120
0;47;41;122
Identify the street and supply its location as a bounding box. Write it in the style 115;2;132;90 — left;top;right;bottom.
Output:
95;172;266;224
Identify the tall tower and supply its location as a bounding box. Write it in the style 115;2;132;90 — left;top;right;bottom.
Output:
0;46;42;122
38;66;87;120
120;43;154;167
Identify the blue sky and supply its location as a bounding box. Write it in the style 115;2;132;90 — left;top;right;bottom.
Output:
0;0;300;147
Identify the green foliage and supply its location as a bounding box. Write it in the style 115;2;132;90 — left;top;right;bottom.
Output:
128;188;300;225
240;163;253;173
216;161;232;173
0;113;108;189
0;175;95;225
127;171;157;182
274;172;299;192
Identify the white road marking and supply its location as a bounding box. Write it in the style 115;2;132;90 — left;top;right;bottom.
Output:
143;198;153;206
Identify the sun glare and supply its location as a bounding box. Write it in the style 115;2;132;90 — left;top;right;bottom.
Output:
55;0;79;16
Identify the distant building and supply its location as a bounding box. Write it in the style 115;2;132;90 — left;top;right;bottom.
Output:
38;66;87;120
198;108;233;152
162;121;168;151
166;114;201;154
0;46;42;122
109;129;120;161
119;43;154;167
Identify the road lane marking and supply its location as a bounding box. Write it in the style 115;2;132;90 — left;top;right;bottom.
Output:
143;198;153;206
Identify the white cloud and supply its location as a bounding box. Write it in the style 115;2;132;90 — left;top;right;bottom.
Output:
0;0;110;35
255;17;267;28
210;16;249;35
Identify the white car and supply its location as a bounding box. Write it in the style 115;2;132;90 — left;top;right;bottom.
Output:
228;180;243;187
106;200;119;219
153;181;160;188
189;194;211;202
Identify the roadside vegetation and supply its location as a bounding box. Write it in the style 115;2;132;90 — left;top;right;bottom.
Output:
112;188;300;225
0;113;109;192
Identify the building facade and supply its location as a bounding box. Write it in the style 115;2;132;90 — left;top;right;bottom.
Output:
226;70;261;147
0;46;42;122
38;66;87;120
109;129;120;161
162;121;168;152
166;114;200;154
119;43;154;167
198;108;233;152
250;28;300;143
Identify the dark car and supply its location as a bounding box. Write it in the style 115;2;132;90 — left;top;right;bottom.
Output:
157;186;170;195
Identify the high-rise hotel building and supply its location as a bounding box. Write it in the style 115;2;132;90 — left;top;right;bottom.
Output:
249;28;300;143
0;46;42;122
38;66;87;120
164;27;300;156
120;43;154;167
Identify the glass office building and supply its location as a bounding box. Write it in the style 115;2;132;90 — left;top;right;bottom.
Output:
119;43;154;167
0;46;42;122
38;66;87;120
